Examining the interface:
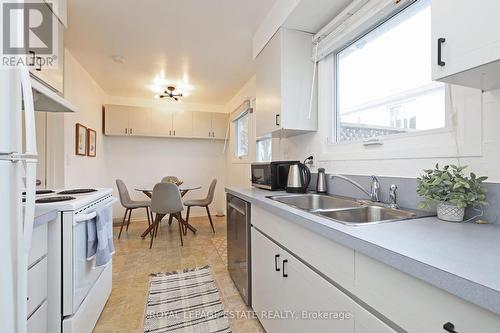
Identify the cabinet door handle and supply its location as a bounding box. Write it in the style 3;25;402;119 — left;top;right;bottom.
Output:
28;51;35;66
35;56;42;71
275;114;280;126
437;38;446;66
282;259;288;277
125;128;128;134
443;322;458;333
274;254;280;271
169;130;171;136
130;128;133;134
173;130;176;136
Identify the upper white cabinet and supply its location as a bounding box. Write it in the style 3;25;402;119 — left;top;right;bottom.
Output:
192;112;228;139
431;0;500;90
151;109;193;138
256;28;317;138
44;0;67;27
105;105;226;140
211;112;229;139
103;104;152;136
29;19;64;94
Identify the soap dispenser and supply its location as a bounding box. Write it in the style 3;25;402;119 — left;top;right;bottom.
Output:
316;168;327;194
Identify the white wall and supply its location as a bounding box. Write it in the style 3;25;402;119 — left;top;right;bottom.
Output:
102;136;227;220
62;49;107;188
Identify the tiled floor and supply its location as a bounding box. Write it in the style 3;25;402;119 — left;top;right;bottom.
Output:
93;215;264;333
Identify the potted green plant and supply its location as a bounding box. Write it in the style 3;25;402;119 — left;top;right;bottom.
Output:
416;164;488;222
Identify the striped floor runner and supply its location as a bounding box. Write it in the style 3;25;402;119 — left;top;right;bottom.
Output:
143;266;231;333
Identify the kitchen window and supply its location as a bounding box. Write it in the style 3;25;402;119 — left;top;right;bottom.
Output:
334;0;445;143
234;111;249;158
256;137;272;162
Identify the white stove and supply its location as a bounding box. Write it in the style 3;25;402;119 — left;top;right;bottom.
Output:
31;188;114;211
32;187;116;333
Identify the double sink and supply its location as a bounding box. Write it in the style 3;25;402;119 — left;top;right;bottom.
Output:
267;194;434;226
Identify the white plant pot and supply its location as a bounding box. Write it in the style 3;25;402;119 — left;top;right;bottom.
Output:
437;202;465;222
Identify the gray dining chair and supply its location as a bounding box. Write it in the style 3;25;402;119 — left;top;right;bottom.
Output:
184;178;217;234
149;182;185;248
116;179;152;239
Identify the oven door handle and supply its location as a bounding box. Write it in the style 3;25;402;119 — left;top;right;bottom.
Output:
74;198;117;223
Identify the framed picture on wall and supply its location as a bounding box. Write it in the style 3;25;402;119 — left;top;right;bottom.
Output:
75;123;87;156
87;128;97;157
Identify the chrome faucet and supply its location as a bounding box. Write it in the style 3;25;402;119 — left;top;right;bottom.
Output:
388;184;398;209
330;174;380;202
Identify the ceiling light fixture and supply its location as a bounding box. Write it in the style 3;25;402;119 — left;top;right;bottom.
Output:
155;86;183;102
111;54;125;64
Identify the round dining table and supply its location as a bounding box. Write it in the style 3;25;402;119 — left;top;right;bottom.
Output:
134;183;202;237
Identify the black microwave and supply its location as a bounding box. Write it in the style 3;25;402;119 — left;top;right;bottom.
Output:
251;161;299;190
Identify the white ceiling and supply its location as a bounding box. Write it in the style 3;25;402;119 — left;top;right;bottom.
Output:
65;0;277;105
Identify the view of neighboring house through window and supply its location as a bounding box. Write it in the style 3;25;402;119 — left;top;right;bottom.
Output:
335;0;445;143
234;111;249;157
256;137;272;162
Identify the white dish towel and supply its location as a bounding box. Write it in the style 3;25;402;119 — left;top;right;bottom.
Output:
87;205;115;267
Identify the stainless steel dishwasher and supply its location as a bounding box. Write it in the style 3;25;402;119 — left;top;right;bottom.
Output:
226;193;251;305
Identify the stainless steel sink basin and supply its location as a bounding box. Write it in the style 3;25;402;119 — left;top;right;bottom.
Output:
267;194;362;211
267;193;435;226
317;206;417;226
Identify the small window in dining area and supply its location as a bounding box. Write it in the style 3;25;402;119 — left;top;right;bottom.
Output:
335;0;445;143
234;111;249;157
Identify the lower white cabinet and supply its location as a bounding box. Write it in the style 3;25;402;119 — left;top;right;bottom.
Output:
354;304;396;333
355;252;500;333
248;203;500;333
26;224;50;333
252;227;355;333
27;301;48;333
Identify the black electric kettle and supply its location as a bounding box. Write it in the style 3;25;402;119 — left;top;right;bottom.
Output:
286;162;311;193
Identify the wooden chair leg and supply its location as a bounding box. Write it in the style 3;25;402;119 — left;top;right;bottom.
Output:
184;206;191;236
150;214;163;249
118;208;129;239
126;208;132;231
168;214;173;226
146;207;153;237
177;213;184;246
206;206;215;233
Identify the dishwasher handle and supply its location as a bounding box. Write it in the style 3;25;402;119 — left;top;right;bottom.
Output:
228;201;246;215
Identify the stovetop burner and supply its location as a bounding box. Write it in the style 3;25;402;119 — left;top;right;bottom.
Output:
36;196;76;203
58;189;97;195
22;190;55;196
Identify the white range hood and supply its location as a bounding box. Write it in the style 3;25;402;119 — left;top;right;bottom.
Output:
31;78;77;113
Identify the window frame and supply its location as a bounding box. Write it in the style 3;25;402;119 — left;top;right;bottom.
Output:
234;110;249;159
332;0;447;144
313;0;482;163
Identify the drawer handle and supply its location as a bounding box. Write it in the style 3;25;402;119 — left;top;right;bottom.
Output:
282;259;288;278
437;38;446;67
443;322;458;333
35;56;42;71
274;254;280;271
275;114;280;126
